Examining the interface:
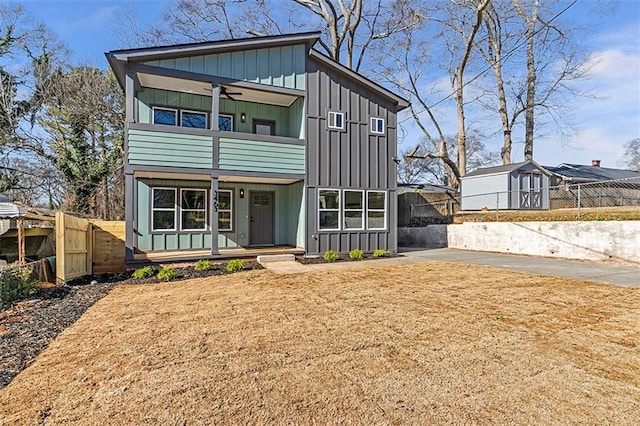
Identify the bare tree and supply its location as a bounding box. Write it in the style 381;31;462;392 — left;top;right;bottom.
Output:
618;138;640;171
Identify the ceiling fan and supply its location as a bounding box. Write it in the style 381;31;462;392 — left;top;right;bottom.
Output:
220;85;242;101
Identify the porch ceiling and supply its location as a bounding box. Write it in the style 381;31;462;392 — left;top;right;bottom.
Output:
136;72;299;107
218;175;302;185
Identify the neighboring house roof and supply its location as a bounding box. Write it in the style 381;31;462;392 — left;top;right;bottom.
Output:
544;163;640;182
463;160;551;178
0;195;21;219
106;31;409;110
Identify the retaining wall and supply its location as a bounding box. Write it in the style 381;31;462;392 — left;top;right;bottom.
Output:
446;221;640;263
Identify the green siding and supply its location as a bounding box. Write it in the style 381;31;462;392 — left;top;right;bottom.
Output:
134;179;304;252
219;138;305;174
128;129;212;169
145;45;306;91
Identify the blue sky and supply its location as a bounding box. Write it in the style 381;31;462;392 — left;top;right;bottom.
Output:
17;0;640;170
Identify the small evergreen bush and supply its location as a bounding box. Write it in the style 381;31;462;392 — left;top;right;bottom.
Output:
226;259;245;273
195;259;213;271
323;250;339;262
373;249;388;258
157;267;178;281
0;267;38;308
132;266;154;279
349;249;364;260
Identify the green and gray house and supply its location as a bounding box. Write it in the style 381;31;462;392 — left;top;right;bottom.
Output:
106;32;409;260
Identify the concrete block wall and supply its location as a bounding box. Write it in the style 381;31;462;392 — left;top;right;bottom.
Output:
446;221;640;263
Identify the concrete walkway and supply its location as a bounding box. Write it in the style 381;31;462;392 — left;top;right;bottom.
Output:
260;248;639;288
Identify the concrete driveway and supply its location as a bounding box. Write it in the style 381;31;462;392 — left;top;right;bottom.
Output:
399;248;640;288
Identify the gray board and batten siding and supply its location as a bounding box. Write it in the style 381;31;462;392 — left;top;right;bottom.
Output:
304;53;403;255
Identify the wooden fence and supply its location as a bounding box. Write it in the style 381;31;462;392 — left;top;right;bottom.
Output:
55;212;125;283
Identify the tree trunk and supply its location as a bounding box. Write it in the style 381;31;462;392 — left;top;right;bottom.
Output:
523;20;536;160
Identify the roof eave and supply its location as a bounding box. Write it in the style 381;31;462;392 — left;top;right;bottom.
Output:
107;31;321;63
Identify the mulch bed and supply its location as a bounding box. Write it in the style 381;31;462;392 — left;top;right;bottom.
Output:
296;253;400;265
0;260;262;389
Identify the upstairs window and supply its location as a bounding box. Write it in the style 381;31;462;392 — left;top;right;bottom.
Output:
218;114;234;132
371;117;385;135
328;111;345;130
153;107;178;126
181;110;208;129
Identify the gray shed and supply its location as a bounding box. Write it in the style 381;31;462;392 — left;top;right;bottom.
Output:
460;160;551;211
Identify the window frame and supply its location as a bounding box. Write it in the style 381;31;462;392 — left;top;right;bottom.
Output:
370;117;385;135
318;188;341;231
218;113;234;132
328;111;345;130
366;190;387;230
179;188;208;231
343;189;364;231
217;189;233;232
180;109;209;129
253;119;276;136
152;106;178;127
151;187;177;232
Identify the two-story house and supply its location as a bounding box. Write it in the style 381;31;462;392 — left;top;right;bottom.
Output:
106;32;409;261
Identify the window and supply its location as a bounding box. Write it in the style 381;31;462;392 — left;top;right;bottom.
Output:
152;188;176;231
253;119;275;136
217;190;233;231
181;110;208;129
319;189;340;230
180;189;207;230
328;111;345;130
218;114;234;132
371;117;385;135
367;191;387;230
153;107;178;126
343;190;364;230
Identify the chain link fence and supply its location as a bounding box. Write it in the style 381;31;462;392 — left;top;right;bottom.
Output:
401;176;640;225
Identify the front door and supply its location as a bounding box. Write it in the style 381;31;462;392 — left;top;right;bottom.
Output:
519;173;542;209
250;192;274;246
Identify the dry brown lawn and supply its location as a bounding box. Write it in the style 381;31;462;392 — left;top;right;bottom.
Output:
1;262;639;425
454;206;640;222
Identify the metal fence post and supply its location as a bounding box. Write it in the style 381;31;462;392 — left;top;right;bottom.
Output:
577;184;581;220
496;192;500;220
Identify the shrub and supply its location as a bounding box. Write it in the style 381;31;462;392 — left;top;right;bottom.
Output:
373;249;388;258
157;267;178;281
132;266;154;279
323;250;339;263
226;259;245;273
0;267;38;308
195;259;213;271
349;249;364;260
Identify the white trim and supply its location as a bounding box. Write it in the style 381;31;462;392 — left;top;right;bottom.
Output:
328;111;345;130
217;189;233;232
180;188;208;231
180;109;209;129
151;187;177;231
318;188;341;231
370;117;385;135
152;106;178;126
218;113;234;132
366;190;387;230
343;189;364;230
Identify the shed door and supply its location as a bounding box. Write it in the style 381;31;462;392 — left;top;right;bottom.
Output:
519;173;542;209
250;192;274;246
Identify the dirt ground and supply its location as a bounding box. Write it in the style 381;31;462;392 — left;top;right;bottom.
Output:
1;262;638;425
